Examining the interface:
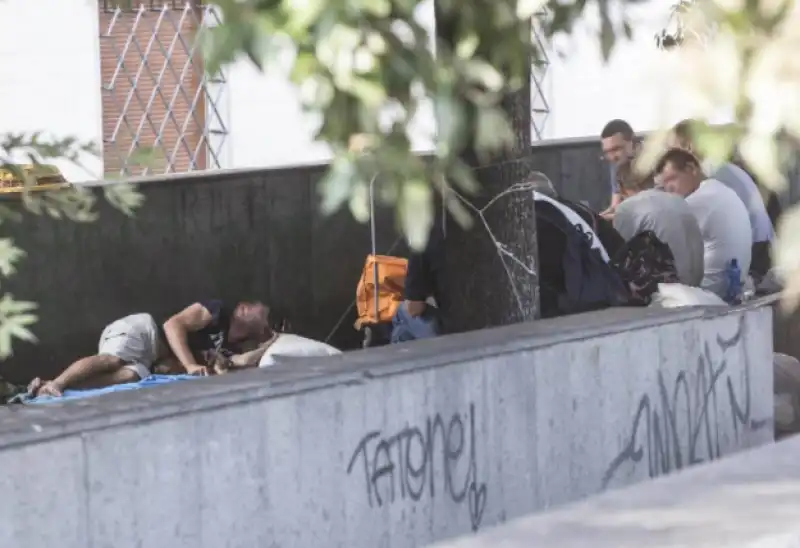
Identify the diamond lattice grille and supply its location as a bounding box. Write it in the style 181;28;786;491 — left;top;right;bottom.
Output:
531;10;551;140
99;1;227;176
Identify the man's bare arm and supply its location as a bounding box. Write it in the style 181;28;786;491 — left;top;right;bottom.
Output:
163;303;212;370
600;192;623;216
229;334;279;369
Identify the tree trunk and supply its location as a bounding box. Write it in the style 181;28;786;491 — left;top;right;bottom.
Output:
436;9;539;333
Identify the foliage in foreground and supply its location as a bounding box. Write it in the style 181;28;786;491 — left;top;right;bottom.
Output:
204;0;800;305
0;135;143;358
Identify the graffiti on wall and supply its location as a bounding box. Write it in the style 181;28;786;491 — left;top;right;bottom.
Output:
602;316;770;488
346;403;487;532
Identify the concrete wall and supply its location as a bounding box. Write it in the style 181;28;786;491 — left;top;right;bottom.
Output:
0;301;773;548
433;419;800;548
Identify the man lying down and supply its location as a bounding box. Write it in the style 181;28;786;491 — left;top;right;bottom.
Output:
27;300;340;399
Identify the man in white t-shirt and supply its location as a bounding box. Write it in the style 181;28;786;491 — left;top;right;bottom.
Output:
656;148;752;298
668;119;773;275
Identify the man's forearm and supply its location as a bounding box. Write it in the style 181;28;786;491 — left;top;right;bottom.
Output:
163;322;196;366
229;336;278;369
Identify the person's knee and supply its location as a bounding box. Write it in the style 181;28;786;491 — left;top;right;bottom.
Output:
120;362;150;381
117;367;141;384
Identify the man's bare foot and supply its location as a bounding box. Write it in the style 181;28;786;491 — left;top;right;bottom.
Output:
27;378;63;397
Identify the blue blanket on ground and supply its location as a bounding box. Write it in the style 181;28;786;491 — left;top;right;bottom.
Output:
27;374;198;404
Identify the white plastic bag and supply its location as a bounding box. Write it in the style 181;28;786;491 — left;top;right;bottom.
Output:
649;283;727;308
259;334;341;367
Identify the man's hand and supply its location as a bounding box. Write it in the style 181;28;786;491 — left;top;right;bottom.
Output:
183;364;210;377
406;300;427;317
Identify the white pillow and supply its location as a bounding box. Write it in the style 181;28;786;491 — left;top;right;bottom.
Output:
258;334;341;367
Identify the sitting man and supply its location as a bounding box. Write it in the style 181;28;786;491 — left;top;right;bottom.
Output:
599;119;639;217
612;158;704;287
668;119;774;276
391;221;446;343
656;148;752;298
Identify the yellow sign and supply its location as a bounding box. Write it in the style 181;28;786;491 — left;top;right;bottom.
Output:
0;164;67;194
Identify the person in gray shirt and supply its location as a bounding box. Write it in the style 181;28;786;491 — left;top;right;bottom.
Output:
611;159;705;287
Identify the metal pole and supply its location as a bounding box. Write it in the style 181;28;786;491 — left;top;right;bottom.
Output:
369;175;380;323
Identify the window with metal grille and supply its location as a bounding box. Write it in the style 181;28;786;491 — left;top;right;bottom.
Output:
99;0;227;177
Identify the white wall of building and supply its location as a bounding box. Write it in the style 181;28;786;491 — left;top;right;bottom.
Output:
0;0;104;180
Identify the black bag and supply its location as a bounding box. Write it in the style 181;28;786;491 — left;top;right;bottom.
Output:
536;200;630;318
611;230;680;305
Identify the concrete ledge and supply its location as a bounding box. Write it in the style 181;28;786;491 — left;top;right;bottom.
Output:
0;299;774;450
432;435;800;548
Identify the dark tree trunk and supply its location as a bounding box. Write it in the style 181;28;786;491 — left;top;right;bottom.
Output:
435;9;539;333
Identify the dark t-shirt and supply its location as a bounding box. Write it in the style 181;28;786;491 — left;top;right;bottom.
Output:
403;221;446;313
187;299;235;357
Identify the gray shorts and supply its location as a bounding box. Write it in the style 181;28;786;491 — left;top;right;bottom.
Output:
98;313;159;380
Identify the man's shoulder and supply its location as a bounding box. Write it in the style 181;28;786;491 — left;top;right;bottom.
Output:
621;189;680;209
697;177;734;197
196;299;227;320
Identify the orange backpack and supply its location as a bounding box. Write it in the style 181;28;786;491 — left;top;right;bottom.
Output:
354;254;408;329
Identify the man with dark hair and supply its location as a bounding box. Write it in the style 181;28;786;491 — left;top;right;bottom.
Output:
656;148;752;297
668;119;774;276
613;157;704;287
600;119;637;216
163;300;272;376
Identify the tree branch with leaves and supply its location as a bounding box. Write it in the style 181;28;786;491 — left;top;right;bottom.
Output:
0;134;143;359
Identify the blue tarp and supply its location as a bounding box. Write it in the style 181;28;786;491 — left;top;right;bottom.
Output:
29;374;199;404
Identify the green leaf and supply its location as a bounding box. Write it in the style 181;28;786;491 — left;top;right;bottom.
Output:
349;77;387;108
434;92;465;159
319;156;358;215
349;180;371;223
202;23;246;77
399;179;433;251
104;183;145;217
622;20;633;40
0;239;25;278
360;0;392;17
455;34;479;59
517;0;547;19
599;14;615;60
474;107;514;155
461;60;505;93
285;0;329;35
